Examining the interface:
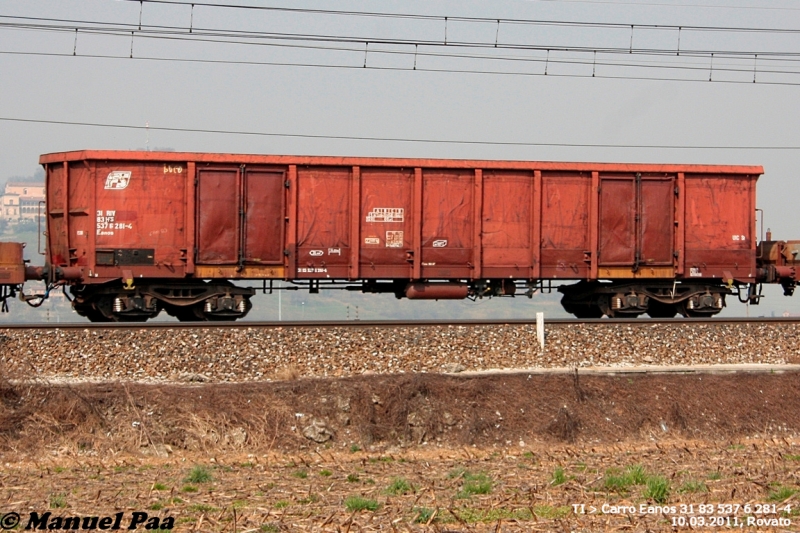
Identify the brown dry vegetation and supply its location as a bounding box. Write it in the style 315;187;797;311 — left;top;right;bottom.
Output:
2;439;800;532
1;371;800;531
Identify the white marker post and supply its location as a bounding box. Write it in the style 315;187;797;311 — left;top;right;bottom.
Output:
536;312;545;350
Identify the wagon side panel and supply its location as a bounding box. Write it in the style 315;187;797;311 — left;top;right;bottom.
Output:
296;166;352;279
66;162;93;269
684;174;757;280
243;169;286;265
359;167;414;279
46;162;68;267
92;160;187;280
481;170;532;278
421;169;474;279
196;167;239;265
540;172;591;280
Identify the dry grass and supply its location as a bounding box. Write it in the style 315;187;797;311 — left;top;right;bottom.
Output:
3;370;800;456
1;437;799;531
273;365;301;381
2;370;800;530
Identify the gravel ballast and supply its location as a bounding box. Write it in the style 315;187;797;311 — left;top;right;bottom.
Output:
1;322;798;382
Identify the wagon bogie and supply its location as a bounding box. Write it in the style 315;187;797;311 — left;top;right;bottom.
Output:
559;281;729;318
69;280;254;322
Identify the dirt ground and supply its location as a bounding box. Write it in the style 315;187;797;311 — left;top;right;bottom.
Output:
2;370;800;531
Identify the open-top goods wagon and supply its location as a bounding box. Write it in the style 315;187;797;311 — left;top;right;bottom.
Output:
0;150;797;321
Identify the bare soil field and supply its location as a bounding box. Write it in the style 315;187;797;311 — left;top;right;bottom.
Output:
1;371;800;531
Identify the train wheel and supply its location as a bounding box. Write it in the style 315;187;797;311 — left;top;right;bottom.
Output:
194;296;253;321
93;295;158;322
164;305;202;322
166;297;252;321
647;301;678;318
73;301;113;322
87;311;113;322
116;315;151;322
680;307;721;318
679;293;724;318
608;311;646;319
571;306;604;319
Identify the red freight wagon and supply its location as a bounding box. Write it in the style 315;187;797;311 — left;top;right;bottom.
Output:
29;150;798;321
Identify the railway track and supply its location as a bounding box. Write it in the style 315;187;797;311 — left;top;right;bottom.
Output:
0;316;796;383
1;316;799;329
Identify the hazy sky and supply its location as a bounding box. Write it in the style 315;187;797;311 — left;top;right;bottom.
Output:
1;0;799;318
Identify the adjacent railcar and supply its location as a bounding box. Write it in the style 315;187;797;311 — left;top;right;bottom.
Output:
24;150;796;321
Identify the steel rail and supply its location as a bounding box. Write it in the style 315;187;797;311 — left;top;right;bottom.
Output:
0;316;798;330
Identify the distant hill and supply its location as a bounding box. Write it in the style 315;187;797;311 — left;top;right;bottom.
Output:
1;166;44;189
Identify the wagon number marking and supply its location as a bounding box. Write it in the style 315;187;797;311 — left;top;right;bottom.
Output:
96;210;133;236
366;207;404;223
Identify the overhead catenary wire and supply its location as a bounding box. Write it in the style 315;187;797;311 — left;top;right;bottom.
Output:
528;0;800;12
1;116;798;150
2;10;800;85
6;33;800;85
3;15;800;58
3;14;800;80
3;49;800;87
4;43;800;87
3;20;800;85
5;24;800;65
117;0;800;31
3;11;800;69
5;28;800;69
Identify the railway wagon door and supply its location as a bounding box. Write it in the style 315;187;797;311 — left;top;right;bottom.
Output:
359;168;414;278
598;174;674;272
196;167;285;265
421;170;474;278
242;169;285;264
197;168;238;264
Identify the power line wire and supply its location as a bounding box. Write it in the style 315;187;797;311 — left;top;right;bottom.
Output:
1;116;797;149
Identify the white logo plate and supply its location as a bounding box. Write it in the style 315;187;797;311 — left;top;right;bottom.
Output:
104;171;131;190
